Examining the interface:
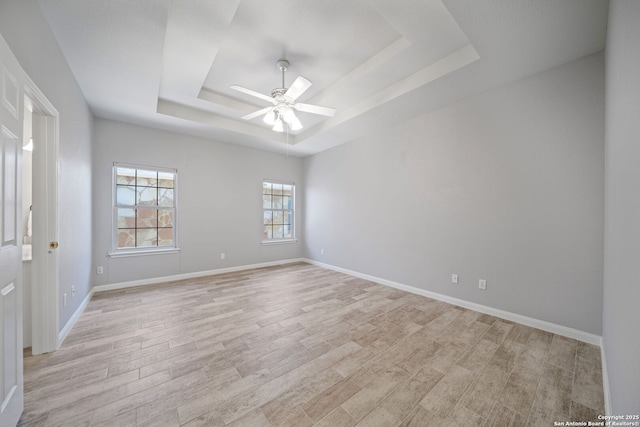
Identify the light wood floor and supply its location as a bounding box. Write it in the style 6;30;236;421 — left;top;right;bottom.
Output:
19;262;604;426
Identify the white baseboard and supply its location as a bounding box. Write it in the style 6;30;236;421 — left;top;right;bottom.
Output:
600;340;612;415
303;258;602;346
93;258;305;293
58;288;95;348
92;256;602;346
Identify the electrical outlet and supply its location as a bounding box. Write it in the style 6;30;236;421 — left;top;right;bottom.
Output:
451;274;459;284
220;252;225;260
97;266;104;275
479;279;487;290
320;248;324;255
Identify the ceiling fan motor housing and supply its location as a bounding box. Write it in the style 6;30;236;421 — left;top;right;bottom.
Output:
271;88;287;98
276;59;289;72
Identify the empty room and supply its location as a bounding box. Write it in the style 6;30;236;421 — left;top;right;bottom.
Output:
0;0;638;426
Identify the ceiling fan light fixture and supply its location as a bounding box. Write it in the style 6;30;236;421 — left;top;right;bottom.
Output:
289;116;303;131
282;107;296;124
273;117;284;132
263;110;276;125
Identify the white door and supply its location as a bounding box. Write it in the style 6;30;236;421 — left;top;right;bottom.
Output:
0;35;24;427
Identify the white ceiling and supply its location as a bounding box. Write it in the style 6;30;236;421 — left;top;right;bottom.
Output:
36;0;609;156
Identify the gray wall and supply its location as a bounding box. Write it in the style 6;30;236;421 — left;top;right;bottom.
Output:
603;0;640;414
0;0;94;331
304;52;605;335
92;119;304;285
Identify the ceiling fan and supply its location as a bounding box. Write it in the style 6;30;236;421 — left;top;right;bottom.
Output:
231;59;336;132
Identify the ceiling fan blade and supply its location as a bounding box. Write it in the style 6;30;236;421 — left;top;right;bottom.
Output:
230;85;276;104
284;76;312;101
241;106;274;120
294;102;336;117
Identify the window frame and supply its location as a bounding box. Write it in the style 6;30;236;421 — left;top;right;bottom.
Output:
110;162;179;257
262;179;296;244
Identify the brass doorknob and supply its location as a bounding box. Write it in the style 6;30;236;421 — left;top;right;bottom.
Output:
49;241;58;249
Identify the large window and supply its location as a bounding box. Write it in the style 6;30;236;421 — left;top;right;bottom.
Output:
263;181;295;242
113;164;177;252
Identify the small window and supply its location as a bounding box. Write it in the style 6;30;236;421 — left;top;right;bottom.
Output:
113;164;177;253
263;180;295;242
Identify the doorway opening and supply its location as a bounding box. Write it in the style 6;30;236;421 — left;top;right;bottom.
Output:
22;87;59;355
21;98;33;348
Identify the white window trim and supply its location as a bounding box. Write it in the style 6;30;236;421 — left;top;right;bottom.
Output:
108;248;180;258
109;162;179;256
262;179;296;244
261;239;298;246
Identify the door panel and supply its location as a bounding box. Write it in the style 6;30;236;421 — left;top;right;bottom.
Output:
3;134;17;244
2;281;18;406
0;34;24;427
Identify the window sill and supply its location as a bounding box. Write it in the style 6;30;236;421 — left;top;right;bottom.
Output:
108;248;181;258
261;239;298;246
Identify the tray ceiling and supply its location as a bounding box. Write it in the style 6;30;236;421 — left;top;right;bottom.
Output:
36;0;608;156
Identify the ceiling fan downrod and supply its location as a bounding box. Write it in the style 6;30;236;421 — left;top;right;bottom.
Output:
277;59;289;89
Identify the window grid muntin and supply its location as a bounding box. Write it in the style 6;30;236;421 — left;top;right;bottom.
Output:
263;181;294;241
113;164;177;251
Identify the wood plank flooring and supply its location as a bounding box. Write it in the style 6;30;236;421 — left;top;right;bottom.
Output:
19;262;605;426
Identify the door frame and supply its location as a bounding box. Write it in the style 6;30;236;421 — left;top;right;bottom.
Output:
23;80;59;355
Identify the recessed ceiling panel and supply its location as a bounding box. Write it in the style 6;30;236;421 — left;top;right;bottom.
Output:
307;0;475;112
203;0;402;101
196;0;479;138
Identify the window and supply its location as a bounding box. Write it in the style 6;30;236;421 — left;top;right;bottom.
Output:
263;181;295;242
113;164;177;253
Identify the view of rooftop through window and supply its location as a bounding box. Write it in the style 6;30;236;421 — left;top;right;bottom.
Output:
263;181;294;241
114;165;176;250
